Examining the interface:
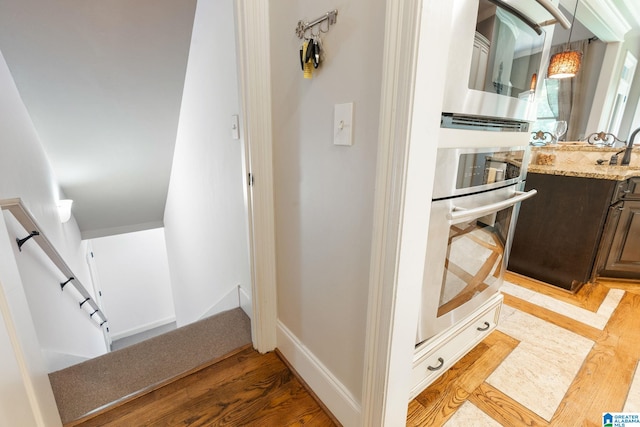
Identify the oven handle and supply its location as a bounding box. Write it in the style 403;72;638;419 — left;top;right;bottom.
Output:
448;189;537;222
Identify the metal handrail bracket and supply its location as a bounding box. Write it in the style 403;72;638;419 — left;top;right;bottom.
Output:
0;198;107;327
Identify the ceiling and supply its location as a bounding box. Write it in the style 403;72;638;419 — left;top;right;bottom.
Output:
0;0;639;240
0;0;197;238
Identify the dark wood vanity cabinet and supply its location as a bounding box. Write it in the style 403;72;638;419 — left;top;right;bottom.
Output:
594;177;640;280
507;173;617;291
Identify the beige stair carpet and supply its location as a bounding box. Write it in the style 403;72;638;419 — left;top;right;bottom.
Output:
49;307;251;425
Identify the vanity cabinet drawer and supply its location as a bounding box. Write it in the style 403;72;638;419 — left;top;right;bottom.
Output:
410;294;502;400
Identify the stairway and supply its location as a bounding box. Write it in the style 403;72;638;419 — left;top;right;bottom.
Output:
48;308;251;426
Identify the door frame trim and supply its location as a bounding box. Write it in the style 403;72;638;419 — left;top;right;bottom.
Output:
361;0;425;423
362;0;452;424
235;0;448;425
235;0;278;353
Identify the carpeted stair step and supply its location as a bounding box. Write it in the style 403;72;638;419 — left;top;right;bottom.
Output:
49;307;251;425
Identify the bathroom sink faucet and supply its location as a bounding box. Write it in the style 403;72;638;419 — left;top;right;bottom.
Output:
621;127;640;166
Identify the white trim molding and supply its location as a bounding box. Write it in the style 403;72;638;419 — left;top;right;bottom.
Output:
235;0;278;353
110;315;176;341
360;0;425;424
361;0;454;425
566;0;631;42
277;321;361;426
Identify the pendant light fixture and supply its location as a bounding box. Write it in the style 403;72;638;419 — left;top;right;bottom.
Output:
547;0;582;79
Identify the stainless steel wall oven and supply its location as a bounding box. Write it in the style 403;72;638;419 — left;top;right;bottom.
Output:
416;143;536;345
443;0;568;122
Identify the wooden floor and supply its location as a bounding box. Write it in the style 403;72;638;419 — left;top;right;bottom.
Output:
408;272;640;426
72;346;339;427
69;274;639;426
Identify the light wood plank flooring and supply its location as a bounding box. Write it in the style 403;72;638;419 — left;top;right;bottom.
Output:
408;272;640;426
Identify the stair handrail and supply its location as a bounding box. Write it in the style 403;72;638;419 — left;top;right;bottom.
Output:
0;198;107;328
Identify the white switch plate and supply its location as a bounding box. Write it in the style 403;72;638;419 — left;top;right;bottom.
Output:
334;103;353;146
231;115;240;140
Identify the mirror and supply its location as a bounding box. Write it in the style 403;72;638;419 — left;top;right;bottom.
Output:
531;4;602;142
531;0;640;145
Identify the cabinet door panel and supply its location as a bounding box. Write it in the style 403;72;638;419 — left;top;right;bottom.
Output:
605;200;640;277
508;173;616;290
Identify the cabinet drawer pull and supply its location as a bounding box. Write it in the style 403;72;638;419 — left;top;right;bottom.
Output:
427;357;444;371
477;321;491;331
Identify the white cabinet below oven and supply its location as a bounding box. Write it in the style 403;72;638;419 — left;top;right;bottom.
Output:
409;292;503;400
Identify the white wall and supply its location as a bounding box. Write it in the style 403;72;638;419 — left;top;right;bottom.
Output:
269;0;384;416
618;33;640;139
90;228;176;339
2;214;107;372
0;215;58;426
0;46;106;426
0;297;38;427
163;0;251;327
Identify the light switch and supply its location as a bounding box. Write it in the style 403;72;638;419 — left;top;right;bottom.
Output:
334;103;353;146
231;115;240;140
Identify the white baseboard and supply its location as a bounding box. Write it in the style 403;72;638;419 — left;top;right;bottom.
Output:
239;285;252;321
198;285;241;320
110;315;176;341
276;321;361;426
43;349;91;372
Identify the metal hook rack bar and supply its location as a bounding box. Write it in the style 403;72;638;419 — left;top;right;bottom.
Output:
295;9;338;39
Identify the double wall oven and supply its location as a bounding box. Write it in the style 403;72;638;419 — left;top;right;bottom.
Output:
414;0;567;345
416;119;536;345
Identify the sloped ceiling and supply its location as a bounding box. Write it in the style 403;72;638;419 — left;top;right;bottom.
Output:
0;0;638;240
0;0;196;238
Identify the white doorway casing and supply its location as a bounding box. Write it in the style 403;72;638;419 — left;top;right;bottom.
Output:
163;0;253;329
237;1;453;426
361;0;453;425
235;0;278;353
85;242;111;349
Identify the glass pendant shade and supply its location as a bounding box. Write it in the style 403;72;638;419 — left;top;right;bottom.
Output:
548;50;582;79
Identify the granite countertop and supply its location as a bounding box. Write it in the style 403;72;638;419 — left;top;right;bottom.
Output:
528;144;640;181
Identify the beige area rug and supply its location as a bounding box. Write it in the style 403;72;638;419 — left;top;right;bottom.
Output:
49;308;252;425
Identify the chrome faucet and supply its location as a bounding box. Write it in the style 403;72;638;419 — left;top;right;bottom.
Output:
621;127;640;166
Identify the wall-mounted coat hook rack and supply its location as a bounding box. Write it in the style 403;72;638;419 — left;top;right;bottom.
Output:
295;9;338;39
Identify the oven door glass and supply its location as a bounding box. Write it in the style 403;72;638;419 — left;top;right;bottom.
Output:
417;185;536;345
437;206;512;317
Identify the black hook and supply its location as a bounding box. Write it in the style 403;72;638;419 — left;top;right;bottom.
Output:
79;297;90;308
16;231;40;251
60;277;74;290
100;320;108;327
89;310;99;318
